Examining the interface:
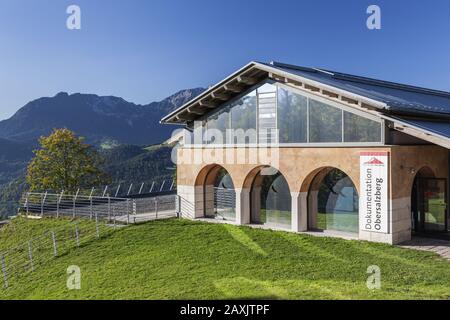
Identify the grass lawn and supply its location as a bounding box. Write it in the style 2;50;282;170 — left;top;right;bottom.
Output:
0;217;449;299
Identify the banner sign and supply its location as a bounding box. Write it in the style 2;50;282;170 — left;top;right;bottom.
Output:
359;152;389;234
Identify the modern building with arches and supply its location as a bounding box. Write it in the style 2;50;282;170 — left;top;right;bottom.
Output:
162;61;450;244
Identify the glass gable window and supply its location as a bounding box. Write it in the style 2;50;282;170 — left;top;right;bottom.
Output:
205;107;229;145
277;87;307;143
201;82;383;145
309;99;342;143
230;90;257;144
343;111;381;142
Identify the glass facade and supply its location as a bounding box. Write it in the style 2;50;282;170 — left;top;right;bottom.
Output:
343;111;382;142
309;168;359;233
251;169;291;229
213;168;236;220
202;82;382;145
230;90;257;144
309;99;342;143
205;107;229;145
277;87;307;143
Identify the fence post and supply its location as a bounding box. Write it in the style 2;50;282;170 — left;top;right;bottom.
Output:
88;196;93;220
127;183;133;196
133;200;137;224
138;182;144;195
41;191;47;217
149;181;155;193
95;212;100;238
176;195;181;218
112;204;116;228
0;254;8;288
102;185;108;198
159;180;166;192
51;231;58;257
25;192;29;217
126;199;130;225
28;241;34;272
107;196;111;222
155;197;158;219
57;190;64;218
115;184;121;198
73;189;79;219
75;224;80;247
170;179;175;191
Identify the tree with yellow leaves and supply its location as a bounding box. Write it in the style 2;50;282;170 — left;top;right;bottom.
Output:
26;128;110;192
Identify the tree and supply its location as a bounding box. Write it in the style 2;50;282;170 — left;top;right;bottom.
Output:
27;128;110;192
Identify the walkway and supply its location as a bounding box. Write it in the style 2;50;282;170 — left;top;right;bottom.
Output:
399;237;450;260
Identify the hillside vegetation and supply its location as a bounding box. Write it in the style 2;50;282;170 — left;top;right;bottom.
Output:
0;143;174;218
0;218;449;300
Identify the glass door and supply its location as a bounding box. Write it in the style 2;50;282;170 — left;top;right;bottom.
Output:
414;178;447;233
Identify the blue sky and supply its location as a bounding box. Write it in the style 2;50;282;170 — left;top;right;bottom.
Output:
0;0;449;120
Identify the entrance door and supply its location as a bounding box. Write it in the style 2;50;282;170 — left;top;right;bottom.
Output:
412;178;448;234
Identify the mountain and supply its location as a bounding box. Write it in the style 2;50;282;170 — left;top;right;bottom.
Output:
0;88;204;218
0;88;204;146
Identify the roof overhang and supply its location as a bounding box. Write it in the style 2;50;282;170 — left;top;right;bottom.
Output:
160;61;391;125
382;115;450;149
161;61;450;150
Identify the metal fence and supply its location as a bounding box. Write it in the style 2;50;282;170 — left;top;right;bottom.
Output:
0;190;181;290
19;192;179;224
0;218;112;290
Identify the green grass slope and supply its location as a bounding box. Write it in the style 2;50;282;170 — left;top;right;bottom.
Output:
0;218;449;300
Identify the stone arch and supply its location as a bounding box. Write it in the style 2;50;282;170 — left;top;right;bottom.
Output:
305;166;359;234
194;164;236;220
242;165;292;229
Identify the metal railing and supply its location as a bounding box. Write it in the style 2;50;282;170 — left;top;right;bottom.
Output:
0;218;112;290
18;192;179;224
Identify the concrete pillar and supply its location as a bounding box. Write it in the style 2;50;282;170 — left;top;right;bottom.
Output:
291;192;308;232
235;188;250;225
194;185;205;218
251;186;261;223
308;190;318;229
204;184;214;217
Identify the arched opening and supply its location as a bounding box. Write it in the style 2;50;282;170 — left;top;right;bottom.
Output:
198;165;236;220
411;166;447;234
249;167;291;229
308;167;359;234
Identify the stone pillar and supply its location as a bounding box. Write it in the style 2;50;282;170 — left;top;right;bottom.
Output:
291;192;308;232
236;188;250;225
204;184;214;217
251;186;261;223
177;185;204;219
308;190;318;229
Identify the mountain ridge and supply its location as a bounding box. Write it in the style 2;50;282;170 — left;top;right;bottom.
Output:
0;88;204;146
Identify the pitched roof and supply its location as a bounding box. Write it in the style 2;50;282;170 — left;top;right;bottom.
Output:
160;61;450;148
263;61;450;117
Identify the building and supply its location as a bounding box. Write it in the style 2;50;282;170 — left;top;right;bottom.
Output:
161;61;450;245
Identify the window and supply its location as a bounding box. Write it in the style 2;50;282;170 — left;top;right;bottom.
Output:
251;168;291;229
205;107;229;144
309;99;342;143
344;111;381;142
277;87;307;143
201;82;383;145
257;83;277;144
309;168;359;233
230;90;257;144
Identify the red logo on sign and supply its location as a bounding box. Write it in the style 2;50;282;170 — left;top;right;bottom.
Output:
364;157;384;166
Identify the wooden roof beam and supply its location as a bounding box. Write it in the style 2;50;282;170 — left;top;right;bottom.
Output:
177;112;198;121
224;84;243;93
211;92;230;101
198;100;217;108
237;75;258;85
187;107;205;115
